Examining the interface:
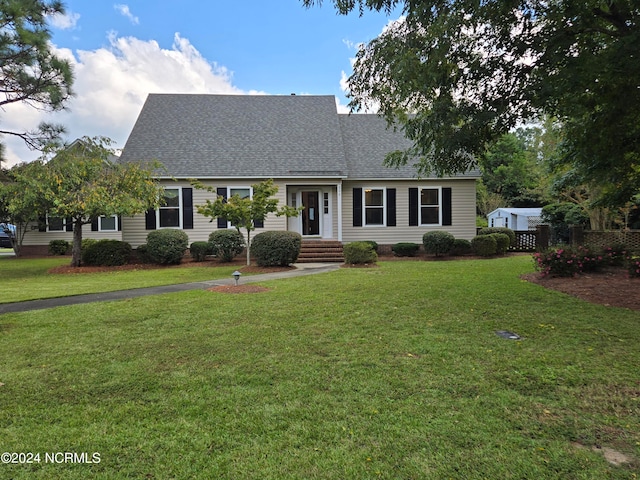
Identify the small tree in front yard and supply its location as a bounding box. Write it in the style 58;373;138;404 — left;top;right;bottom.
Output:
194;179;301;265
34;137;164;267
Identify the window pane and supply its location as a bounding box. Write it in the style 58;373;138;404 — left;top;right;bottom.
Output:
421;188;438;205
365;189;384;206
48;217;63;231
163;189;180;207
421;207;439;225
365;208;384;225
100;216;116;231
159;208;180;227
230;188;250;199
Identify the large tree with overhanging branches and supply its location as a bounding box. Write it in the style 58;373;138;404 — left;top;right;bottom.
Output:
303;0;640;207
0;0;74;162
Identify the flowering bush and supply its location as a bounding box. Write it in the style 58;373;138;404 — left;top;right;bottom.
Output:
627;255;640;278
533;246;603;277
602;244;628;267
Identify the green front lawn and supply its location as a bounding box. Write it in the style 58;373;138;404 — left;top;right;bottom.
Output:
0;257;245;303
0;256;638;479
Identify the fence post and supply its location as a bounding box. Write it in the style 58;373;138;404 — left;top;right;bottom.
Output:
536;224;550;250
570;225;584;246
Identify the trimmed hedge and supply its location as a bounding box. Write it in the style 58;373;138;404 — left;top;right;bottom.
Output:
208;230;245;262
423;231;455;256
135;244;154;264
363;240;379;252
146;229;189;265
251;231;302;267
490;233;511;255
190;241;211;262
48;240;70;256
392;242;420;257
450;238;472;256
82;239;132;266
343;241;378;264
478;227;516;247
471;235;497;257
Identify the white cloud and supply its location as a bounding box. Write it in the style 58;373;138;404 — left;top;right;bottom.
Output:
49;11;81;30
2;33;250;167
114;4;139;25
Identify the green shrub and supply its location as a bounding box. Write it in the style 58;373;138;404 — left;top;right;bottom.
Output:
478;227;516;247
82;240;132;266
343;241;378;264
189;241;211;262
363;240;379;252
450;238;472;256
81;238;98;254
251;231;302;267
392;242;420;257
471;235;497;257
208;230;245;262
135;244;154;264
146;229;189;265
490;233;511;255
48;240;70;255
422;231;455;256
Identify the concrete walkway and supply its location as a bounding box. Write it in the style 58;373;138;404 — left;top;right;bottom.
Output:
0;263;341;314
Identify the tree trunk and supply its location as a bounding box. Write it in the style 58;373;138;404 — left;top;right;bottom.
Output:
245;228;251;266
71;218;83;267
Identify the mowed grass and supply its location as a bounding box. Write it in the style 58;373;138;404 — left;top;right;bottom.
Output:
0;257;246;303
0;256;638;479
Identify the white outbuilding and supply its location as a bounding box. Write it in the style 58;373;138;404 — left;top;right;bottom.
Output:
487;208;543;231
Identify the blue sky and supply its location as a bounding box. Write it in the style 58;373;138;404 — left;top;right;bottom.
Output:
4;1;400;166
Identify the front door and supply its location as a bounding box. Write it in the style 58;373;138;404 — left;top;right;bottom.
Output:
301;191;320;236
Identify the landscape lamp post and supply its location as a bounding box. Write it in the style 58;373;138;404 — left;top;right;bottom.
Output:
232;270;242;286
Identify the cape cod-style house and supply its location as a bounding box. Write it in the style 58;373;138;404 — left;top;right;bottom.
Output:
21;94;480;255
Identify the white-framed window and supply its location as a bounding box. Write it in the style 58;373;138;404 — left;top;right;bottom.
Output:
364;188;385;226
158;187;182;228
98;215;118;231
227;186;252;227
420;187;441;225
47;216;64;232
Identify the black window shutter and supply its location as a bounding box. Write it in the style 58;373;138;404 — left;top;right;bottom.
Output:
91;217;99;231
442;187;452;226
145;209;156;230
386;188;396;227
409;188;419;226
352;188;363;227
65;218;73;232
38;216;46;232
216;187;227;229
117;216;122;231
182;188;193;229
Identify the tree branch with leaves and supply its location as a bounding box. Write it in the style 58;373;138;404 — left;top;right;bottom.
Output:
194;179;301;265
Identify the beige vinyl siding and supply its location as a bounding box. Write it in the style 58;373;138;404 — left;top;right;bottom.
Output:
342;179;477;244
122;179;290;247
22;228;122;246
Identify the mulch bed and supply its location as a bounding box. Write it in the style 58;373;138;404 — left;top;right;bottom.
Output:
207;285;272;294
522;267;640;311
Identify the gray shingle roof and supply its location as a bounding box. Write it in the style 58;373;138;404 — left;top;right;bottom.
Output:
119;94;479;179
